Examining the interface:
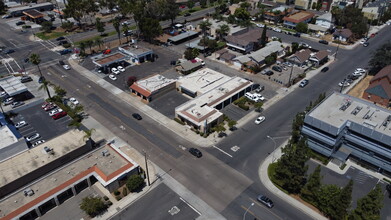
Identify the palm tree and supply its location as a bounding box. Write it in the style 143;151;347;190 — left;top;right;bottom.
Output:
199;19;212;54
38;80;52;100
79;42;86;54
30;53;52;100
94;38;104;50
122;23;130;43
216;24;230;41
83;128;96;142
113;18;121;45
85;40;94;54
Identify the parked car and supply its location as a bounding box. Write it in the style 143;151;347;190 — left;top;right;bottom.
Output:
4;49;15;54
117;66;125;72
184;12;191;17
20;76;33;83
69;97;79;105
299;79;309;88
38;76;45;83
15;121;27;128
43;103;56;111
2;14;11;19
257;194;274;208
3;97;14;105
56;36;65;41
363;42;369;47
123;30;132;37
109;74;117;80
347;74;359;80
265;70;274;76
26;133;40;142
52;111;67;120
256;23;265;28
32;140;45;147
112;68;120;75
12;101;24;108
272;65;282;72
59;60;65;65
121;20;131;26
132;113;142;120
355;68;366;73
293;32;301;37
16;21;25;26
299;42;311;48
255;116;266;124
338;81;350;87
321;67;329;72
63;64;71;70
273;28;282;33
58;40;68;46
49;108;63;116
318;40;329;45
189;148;202;158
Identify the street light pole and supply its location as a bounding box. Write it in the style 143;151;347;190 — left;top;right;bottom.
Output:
339;78;347;93
267;135;277;162
143;150;151;186
243;202;254;220
288;65;293;87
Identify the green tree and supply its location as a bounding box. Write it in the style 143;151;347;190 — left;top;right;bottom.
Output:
122;23;131;42
184;48;199;60
316;2;322;11
316;184;341;219
113;18;121;44
0;0;7;15
40;21;53;33
312;2;317;9
38;80;52;100
83;128;95;141
95;17;105;35
234;7;250;21
216;24;230;41
164;0;180;25
200;0;207;8
80;196;107;217
260;24;267;47
85;40;94;53
54;85;67;98
295;22;308;33
30;53;51;99
335;180;353;220
228;120;237;129
79;41;86;55
139;18;162;42
349;184;384;220
61;20;74;32
254;102;263;112
368;41;391;74
240;2;251;9
300;165;322;203
264;54;276;65
63;0;84;28
187;0;195;9
94;38;104;50
126;175;145;192
117;0;133;17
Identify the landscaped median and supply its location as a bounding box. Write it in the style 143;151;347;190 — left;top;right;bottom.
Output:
35;31;69;40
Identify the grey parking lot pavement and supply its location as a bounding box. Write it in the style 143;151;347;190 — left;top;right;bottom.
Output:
220;103;249;121
148;90;190;119
111;183;200;220
10;100;71;146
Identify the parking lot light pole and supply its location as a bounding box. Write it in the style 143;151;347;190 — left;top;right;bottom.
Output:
267;135;277;162
243;202;254;220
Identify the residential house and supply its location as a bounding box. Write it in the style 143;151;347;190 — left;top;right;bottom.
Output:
225;27;267;54
287;49;312;66
215;49;237;64
362;0;390;20
263;6;293;23
363;65;391;107
333;28;352;42
315;12;333;29
321;0;333;11
283;11;315;29
233;41;284;68
308;50;329;66
294;0;312;9
176;60;204;75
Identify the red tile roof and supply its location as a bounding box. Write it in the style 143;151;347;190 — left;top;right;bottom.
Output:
130;83;152;97
283;11;315;23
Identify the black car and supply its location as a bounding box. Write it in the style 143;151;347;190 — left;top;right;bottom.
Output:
59;60;65;65
56;36;65;41
265;70;274;76
58;40;68;46
184;12;191;17
4;49;15;54
218;132;227;138
132;113;142;120
170;60;177;65
189;148;202;158
272;65;282;72
347;74;359;80
257;194;274;208
20;76;33;83
38;76;45;83
293;32;301;37
319;40;329;45
16;21;25;26
363;42;369;47
321;67;329;72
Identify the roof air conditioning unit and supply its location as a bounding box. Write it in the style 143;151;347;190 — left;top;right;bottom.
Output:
23;188;34;197
102;150;110;157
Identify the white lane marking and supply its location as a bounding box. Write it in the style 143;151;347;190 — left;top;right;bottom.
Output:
213;145;233;158
231;145;240;152
179;197;202;216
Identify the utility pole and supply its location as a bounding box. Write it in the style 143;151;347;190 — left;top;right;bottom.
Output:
143;150;151;186
288;65;294;87
339;78;347;93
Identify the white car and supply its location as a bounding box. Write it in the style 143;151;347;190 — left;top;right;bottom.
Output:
112;68;120;75
255;116;266;124
256;23;265;28
352;71;364;76
69;97;79;105
117;66;125;72
63;65;71;70
109;74;117;80
121;20;130;26
355;68;366;73
26;133;40;142
359;39;367;44
32;140;45;147
273;28;282;33
15;121;27;128
254;94;265;101
49;108;63;116
338;81;351;87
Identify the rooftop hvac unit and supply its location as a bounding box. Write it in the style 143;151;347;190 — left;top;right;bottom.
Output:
102;150;110;157
23;188;34;197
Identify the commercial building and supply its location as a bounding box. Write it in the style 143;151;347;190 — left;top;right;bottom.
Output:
130;74;176;102
175;68;253;132
22;9;45;23
0;129;139;220
167;31;199;45
302;92;391;175
0;76;28;96
8;2;54;17
0;113;28;162
362;0;390;20
91;52;129;67
283;11;315;29
363;65;391;107
118;45;153;64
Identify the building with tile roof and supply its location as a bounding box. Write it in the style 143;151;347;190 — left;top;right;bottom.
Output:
363;65;391;107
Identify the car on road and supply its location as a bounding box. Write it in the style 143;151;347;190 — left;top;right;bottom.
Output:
59;49;72;55
69;97;79;105
184;12;191;17
319;40;329;45
15;121;27;128
121;20;131;25
20;76;33;83
56;36;65;41
339;81;351;87
58;40;68;46
273;27;282;33
12;101;24;108
63;64;71;70
123;30;132;37
363;42;369;47
52;111;67;120
4;49;15;54
272;65;282;72
32;140;45;147
49;108;63;116
59;60;65;65
321;67;329;72
16;21;25;26
38;76;45;83
255;116;266;124
111;68;120;75
257;194;274;208
26;133;40;142
3;97;14;105
299;42;311;48
293;32;301;37
189;148;202;158
117;66;125;72
2;14;11;19
132;113;142;120
109;74;117;80
299;79;309;88
256;23;265;28
359;39;367;44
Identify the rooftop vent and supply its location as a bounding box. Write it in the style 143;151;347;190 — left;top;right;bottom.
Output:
351;106;362;115
339;99;351;111
23;188;34;197
102;150;110;157
44;146;54;155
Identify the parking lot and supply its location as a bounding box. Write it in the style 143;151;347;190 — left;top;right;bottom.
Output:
148;90;190;119
112;183;200;220
10;100;71;147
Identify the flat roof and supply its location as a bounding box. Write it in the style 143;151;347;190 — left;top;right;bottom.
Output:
0;126;19;149
92;52;127;66
177;68;231;95
8;2;53;13
130;74;175;97
176;76;252;126
0;76;28;96
308;92;391;137
0;144;136;219
168;31;198;42
23;9;44;18
119;45;152;56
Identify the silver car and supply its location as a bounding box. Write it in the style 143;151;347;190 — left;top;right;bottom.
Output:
26;133;40;142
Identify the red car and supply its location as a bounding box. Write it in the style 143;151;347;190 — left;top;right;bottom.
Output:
52;111;67;120
41;102;53;109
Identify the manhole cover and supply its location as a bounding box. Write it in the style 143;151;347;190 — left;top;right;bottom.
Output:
168;206;180;215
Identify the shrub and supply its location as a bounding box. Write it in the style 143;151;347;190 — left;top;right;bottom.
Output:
115;195;122;201
123;187;128;196
238;103;249;111
126;175;145;192
106;201;113;206
103;196;109;201
80;196;107;217
174;118;185;125
114;190;120;196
